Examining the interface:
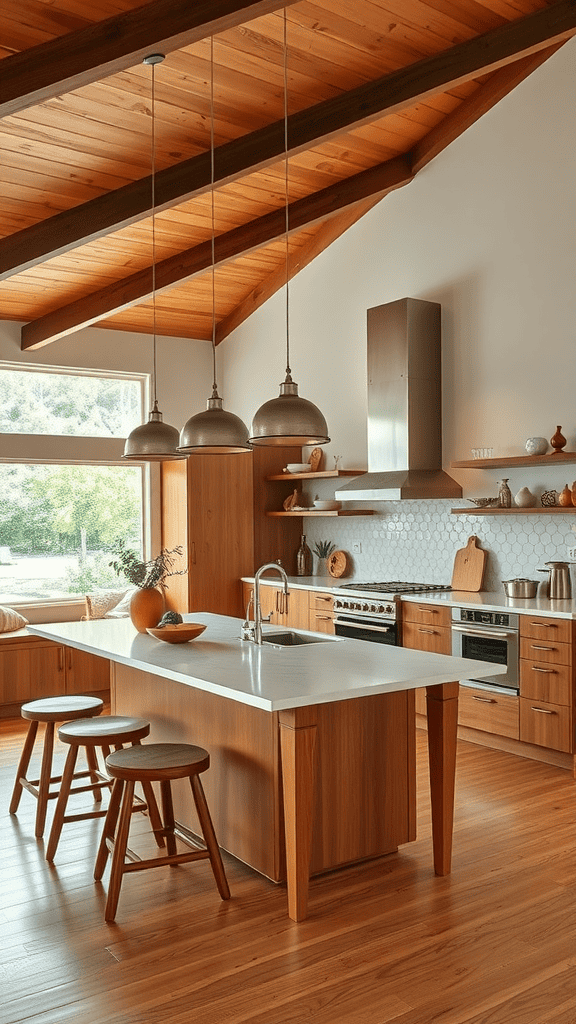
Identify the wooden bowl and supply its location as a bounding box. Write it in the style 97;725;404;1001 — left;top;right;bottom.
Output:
146;623;206;644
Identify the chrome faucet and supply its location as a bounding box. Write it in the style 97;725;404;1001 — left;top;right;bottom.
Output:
242;562;289;644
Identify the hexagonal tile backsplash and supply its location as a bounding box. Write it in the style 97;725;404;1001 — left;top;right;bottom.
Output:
301;500;576;591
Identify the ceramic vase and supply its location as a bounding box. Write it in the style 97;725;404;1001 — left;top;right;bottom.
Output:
129;587;164;633
551;426;567;454
315;557;328;576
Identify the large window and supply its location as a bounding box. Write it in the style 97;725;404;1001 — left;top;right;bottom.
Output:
0;365;147;605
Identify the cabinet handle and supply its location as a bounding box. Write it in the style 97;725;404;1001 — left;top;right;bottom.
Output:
529;621;556;628
472;695;496;704
417;605;437;614
58;647;64;672
67;649;72;671
317;595;331;603
531;706;555;715
532;666;553;673
418;628;436;634
530;644;556;651
316;615;332;621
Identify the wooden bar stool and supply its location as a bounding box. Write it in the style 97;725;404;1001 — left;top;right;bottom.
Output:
9;695;104;838
94;742;231;922
46;715;164;862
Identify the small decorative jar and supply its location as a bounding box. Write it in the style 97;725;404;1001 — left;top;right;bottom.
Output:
558;484;572;507
541;490;557;507
498;478;512;508
525;437;548;456
514;486;536;507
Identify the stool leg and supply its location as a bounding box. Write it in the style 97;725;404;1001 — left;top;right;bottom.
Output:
105;780;135;923
9;720;39;814
131;740;164;847
35;721;56;838
85;744;103;803
46;744;79;862
94;777;123;881
160;780;177;857
190;775;230;900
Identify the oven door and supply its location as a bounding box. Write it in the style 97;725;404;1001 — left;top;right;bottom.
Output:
334;615;398;645
452;622;519;694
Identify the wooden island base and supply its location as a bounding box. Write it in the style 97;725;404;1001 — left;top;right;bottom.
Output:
112;663;458;921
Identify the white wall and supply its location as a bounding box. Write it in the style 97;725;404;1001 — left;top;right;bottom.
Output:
222;38;576;586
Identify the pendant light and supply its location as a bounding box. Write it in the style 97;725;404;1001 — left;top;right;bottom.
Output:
123;54;185;462
248;10;329;448
178;36;251;455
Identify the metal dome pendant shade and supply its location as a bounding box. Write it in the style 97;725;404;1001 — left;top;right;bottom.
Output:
248;12;329;449
178;37;250;456
123;54;185;463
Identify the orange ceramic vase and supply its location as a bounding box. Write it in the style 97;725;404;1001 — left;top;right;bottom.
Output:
129;587;165;633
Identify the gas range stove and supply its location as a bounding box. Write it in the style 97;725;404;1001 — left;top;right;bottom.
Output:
333;582;451;623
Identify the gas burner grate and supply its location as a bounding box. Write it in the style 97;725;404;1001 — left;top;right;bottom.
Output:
339;582;452;595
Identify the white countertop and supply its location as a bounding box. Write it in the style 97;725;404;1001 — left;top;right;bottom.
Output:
28;613;503;713
242;576;576;619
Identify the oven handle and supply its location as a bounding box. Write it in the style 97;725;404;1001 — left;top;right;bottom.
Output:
334;617;395;634
452;624;518;640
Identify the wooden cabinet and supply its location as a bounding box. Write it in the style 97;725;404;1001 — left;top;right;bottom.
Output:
162;448;303;619
242;581;309;630
403;603;452;718
309;591;335;634
402;602;451;654
519;615;574;753
0;632;110;715
457;686;519;739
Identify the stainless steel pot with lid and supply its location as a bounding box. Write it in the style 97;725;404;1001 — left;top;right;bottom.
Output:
537;561;572;600
502;579;539;598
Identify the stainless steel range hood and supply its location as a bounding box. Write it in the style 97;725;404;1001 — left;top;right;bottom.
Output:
335;297;462;502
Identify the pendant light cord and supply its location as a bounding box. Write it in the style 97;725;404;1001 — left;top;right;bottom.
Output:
283;9;291;382
146;55;163;410
210;36;218;398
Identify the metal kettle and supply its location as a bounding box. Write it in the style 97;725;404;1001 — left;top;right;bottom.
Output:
537;561;572;600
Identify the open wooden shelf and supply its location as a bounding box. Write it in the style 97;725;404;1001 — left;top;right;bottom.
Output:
451;506;576;515
266;510;375;517
266;469;364;481
451;453;576;470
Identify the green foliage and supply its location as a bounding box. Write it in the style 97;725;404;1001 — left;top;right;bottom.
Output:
63;553;121;594
313;539;336;558
109;540;186;590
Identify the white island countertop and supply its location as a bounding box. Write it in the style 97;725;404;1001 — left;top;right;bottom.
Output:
28;613;503;713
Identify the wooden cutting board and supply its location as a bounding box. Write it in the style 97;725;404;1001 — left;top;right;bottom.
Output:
451;535;487;592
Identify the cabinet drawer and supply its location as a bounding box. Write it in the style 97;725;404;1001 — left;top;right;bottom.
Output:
520;697;572;753
402;621;451;655
520;637;571;667
309;592;334;612
520;660;573;706
520;616;572;644
402;602;451;628
458;687;519;739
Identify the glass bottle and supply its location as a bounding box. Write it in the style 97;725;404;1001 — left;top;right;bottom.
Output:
296;535;312;576
498;478;512;508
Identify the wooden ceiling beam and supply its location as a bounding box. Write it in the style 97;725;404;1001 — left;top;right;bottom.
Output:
0;0;300;118
3;0;575;282
20;156;412;350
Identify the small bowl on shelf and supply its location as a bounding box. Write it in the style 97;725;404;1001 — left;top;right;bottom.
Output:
468;497;499;508
313;499;341;510
146;623;206;644
285;463;310;474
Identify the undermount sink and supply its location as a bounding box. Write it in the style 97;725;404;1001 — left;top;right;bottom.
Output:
262;631;335;647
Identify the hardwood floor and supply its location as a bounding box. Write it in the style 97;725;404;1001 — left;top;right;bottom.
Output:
3;714;576;1024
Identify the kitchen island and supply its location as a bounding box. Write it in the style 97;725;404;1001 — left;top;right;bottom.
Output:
29;614;502;921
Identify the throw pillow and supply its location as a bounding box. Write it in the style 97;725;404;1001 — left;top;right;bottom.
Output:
0;605;29;633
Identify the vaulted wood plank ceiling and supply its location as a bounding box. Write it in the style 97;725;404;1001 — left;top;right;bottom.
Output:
0;0;573;351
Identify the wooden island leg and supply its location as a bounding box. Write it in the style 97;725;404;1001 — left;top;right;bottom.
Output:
278;707;318;922
425;681;459;876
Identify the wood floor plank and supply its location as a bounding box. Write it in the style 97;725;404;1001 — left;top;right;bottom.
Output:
3;717;576;1023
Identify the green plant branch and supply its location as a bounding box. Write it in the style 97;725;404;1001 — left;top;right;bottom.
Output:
109;540;186;590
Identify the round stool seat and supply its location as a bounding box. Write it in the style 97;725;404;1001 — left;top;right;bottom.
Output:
21;695;104;723
106;742;210;782
59;716;151;747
